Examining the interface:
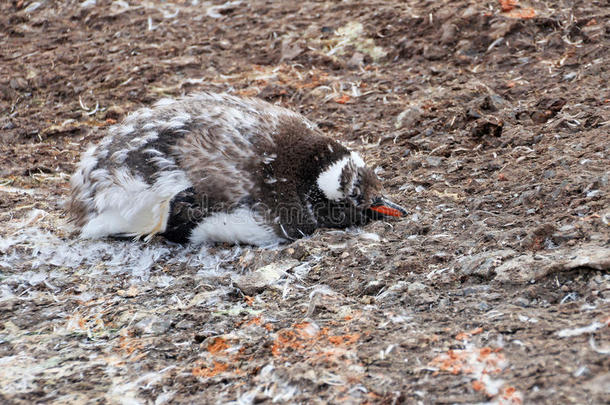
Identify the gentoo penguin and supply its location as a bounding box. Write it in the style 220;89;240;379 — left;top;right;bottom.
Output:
68;92;406;246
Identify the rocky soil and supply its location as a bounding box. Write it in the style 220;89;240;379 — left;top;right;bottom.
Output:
1;0;609;404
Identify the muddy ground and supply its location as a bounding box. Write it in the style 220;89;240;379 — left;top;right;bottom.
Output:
1;0;609;404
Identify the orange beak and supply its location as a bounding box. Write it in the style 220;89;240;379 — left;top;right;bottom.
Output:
368;196;407;218
369;205;404;217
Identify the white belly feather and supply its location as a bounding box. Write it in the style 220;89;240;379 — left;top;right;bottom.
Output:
189;208;285;246
78;166;192;241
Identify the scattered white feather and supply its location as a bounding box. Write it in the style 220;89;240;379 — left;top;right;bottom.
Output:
80;0;97;8
154;391;176;405
557;321;605;338
206;1;243;19
589;336;610;355
24;2;42;13
359;232;380;242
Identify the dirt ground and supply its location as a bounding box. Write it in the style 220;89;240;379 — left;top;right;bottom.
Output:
1;0;609;404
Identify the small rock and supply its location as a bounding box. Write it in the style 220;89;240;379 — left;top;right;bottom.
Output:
175;319;195;329
347;52;365;68
462;285;490;296
461;5;479;17
494;245;610;283
407;281;427;293
514;297;530;307
0;299;17;312
586;190;601;199
395;106;423;129
280;39;304;61
417;291;439;304
485;94;509;111
440;24;457;44
422;44;444;60
9;77;28;90
530;98;566;124
134;316;172;335
495;244;610;283
363;280;385;296
425;156;444;168
543;169;555;179
456;249;516;278
258;84;291;101
117;285;139;297
376;281;408;302
466;108;482;120
485;293;503;301
478;302;490;311
563;72;577;81
520;223;557;251
104;105;125;121
406;157;422;170
360;296;374;305
437;297;451;307
218;39;231;50
583;373;610;395
552;225;581;244
470;118;503;138
2;120;15;130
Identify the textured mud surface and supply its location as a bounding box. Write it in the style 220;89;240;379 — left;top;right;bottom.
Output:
1;1;609;404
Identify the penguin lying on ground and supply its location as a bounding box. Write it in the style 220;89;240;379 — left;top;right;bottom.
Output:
68;92;406;246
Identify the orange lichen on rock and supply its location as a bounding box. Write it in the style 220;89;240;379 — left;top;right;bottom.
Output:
429;345;519;401
499;0;517;12
334;94;350;104
245;316;262;326
472;380;486;392
235;88;259;97
498;0;536;19
272;329;301;357
328;333;360;346
430;349;466;374
505;7;536;19
192;361;229;378
500;386;523;404
117;336;144;356
207;337;229;354
295;72;330;89
271;322;362;359
456;326;484;340
455;332;470;341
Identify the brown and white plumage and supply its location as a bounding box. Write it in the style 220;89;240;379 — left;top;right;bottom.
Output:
68;92;406;246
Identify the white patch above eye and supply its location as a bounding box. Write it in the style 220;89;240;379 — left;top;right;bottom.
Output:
316;153;366;201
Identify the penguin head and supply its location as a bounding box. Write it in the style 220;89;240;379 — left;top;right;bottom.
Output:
313;152;407;228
